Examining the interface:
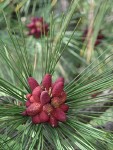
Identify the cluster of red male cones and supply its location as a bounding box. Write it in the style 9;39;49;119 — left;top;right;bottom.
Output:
27;17;49;38
83;29;105;46
22;74;69;127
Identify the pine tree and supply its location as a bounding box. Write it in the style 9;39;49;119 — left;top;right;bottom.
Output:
0;0;113;149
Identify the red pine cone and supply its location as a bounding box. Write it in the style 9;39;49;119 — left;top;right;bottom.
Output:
32;114;41;124
60;104;69;112
27;17;49;39
52;82;64;97
26;93;31;100
29;96;36;103
83;29;105;46
23;74;69;127
27;22;35;28
27;77;39;91
42;74;52;90
32;86;41;102
26;102;42;116
39;111;49;122
55;77;64;83
52;77;64;88
53;108;66;122
25;100;31;107
40;91;50;106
